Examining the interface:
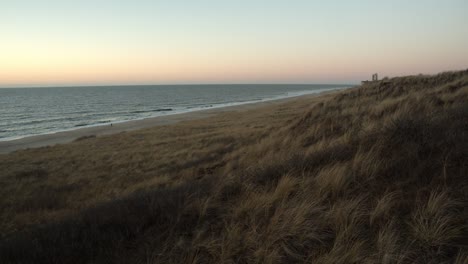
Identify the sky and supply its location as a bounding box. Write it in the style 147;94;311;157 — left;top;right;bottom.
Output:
1;0;467;87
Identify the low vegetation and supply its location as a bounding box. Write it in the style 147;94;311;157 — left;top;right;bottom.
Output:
0;70;467;263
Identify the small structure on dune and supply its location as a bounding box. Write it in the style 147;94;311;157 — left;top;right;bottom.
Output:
362;73;379;85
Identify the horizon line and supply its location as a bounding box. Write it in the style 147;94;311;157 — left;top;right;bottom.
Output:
0;82;357;89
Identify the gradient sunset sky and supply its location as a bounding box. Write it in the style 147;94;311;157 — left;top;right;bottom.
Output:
1;0;467;87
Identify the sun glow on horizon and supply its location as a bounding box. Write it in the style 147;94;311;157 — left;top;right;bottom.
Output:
1;0;467;87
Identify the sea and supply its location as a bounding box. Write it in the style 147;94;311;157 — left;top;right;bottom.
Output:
0;84;349;141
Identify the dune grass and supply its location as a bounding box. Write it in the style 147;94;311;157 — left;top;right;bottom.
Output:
0;70;467;263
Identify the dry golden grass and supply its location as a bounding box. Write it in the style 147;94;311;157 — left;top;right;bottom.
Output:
0;69;467;263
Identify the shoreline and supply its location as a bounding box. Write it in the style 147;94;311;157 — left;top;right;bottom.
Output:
0;89;344;154
0;87;345;143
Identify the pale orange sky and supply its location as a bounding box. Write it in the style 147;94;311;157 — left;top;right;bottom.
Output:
1;0;467;87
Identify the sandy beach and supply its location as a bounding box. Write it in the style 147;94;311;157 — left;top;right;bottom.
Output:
0;93;323;154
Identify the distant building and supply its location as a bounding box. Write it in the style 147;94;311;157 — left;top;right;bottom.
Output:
362;73;379;85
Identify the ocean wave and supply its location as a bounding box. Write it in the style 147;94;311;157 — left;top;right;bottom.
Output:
74;123;89;127
153;108;173;112
130;108;173;114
